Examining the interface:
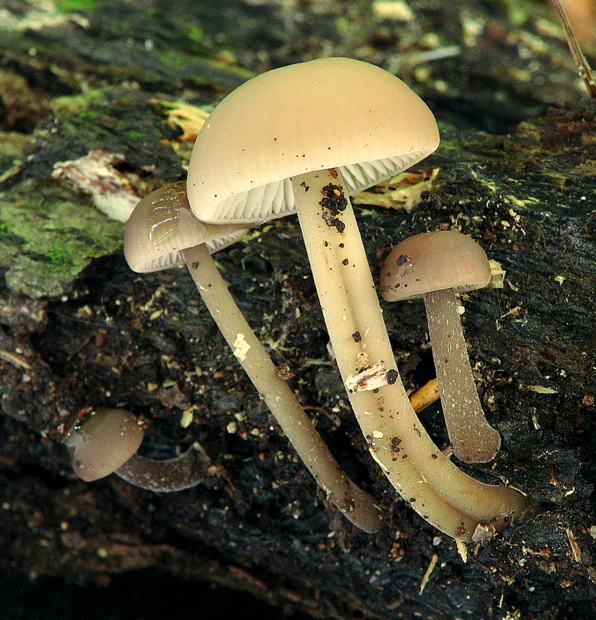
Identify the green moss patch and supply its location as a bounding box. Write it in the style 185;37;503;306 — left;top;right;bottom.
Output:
0;179;124;297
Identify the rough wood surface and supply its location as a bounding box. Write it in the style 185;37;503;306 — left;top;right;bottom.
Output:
0;1;595;618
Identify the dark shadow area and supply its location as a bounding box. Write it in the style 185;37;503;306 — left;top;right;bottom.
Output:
0;570;310;620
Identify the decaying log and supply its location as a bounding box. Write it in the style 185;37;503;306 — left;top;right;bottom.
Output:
0;1;595;618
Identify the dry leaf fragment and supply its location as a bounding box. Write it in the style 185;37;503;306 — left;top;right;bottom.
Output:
352;168;441;212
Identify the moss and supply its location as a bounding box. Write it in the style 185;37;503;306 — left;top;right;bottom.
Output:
500;0;550;26
0;179;124;298
125;130;146;141
52;90;110;115
55;0;98;14
45;242;76;273
184;25;205;45
157;49;188;69
80;110;101;121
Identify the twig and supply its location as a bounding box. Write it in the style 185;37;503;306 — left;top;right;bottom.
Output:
548;0;596;97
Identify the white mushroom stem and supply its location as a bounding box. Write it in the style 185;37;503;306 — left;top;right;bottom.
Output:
292;169;529;540
181;243;382;533
424;288;502;463
116;445;208;492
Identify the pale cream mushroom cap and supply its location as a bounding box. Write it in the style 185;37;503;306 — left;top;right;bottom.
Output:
124;183;248;273
380;230;492;301
187;57;440;223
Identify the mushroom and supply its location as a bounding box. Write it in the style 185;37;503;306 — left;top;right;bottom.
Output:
183;57;531;540
380;230;502;463
124;183;382;533
63;407;207;492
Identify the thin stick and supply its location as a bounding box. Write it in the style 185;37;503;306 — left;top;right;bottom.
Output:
549;0;596;97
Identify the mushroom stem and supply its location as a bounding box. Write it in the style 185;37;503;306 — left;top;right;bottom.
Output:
292;169;530;540
116;445;208;492
424;288;502;463
182;243;382;533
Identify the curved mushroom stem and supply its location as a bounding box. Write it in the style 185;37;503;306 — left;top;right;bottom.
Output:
292;168;530;540
424;288;502;463
116;444;209;492
182;243;382;533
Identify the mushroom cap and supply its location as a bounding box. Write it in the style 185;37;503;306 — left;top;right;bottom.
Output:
64;408;144;482
124;183;248;273
187;57;439;224
380;230;492;301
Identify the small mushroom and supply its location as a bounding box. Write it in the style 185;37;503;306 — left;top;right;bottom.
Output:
183;58;531;540
124;183;382;533
380;230;501;463
63;407;206;491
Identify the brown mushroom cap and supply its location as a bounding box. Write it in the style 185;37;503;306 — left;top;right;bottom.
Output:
124;183;248;273
380;230;492;301
186;57;439;223
64;408;144;482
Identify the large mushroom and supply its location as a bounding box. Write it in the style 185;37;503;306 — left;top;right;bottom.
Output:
184;57;531;540
380;230;502;463
124;183;382;533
